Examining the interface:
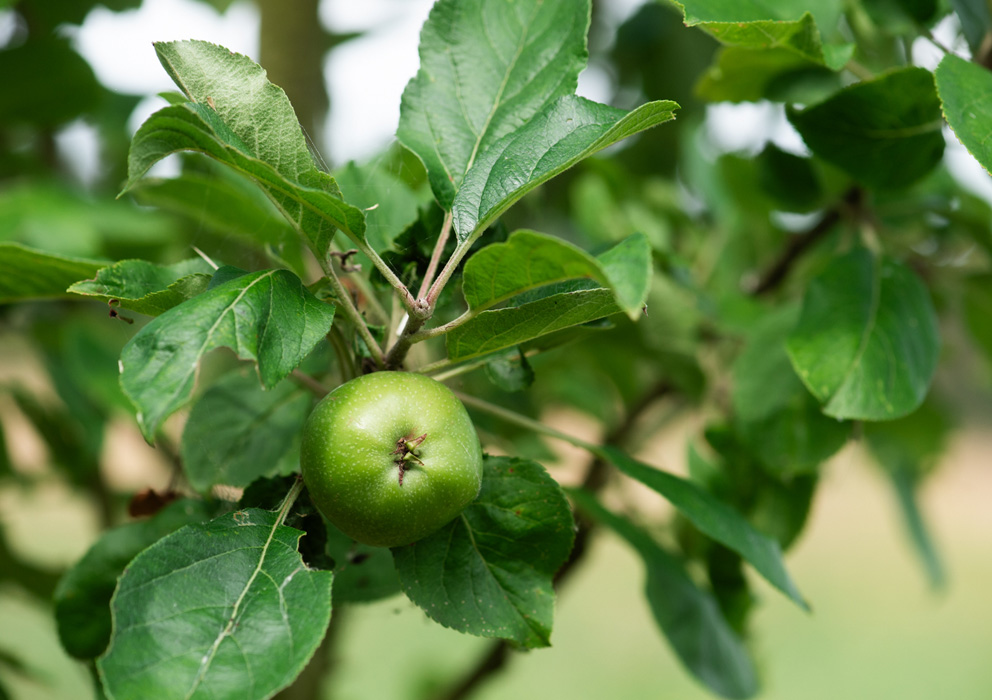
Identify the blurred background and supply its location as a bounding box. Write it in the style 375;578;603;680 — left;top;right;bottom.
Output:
2;0;992;698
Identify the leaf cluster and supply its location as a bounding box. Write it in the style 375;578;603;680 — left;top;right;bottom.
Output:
3;0;991;698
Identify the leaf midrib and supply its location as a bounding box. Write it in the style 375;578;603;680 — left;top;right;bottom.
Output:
134;108;364;241
153;271;275;422
185;514;284;699
458;513;547;643
460;3;539;182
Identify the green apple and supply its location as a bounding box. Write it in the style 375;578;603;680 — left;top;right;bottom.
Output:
300;371;483;548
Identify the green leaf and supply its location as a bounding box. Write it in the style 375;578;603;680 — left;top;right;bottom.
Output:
786;249;940;421
119;269;335;441
864;400;950;588
392;456;575;648
593;445;808;610
688;441;723;491
397;0;591;209
597;232;654;318
484;347;535;393
733;308;802;423
208;265;251;289
698;13;824;63
67;258;213;316
754;145;823;212
127;39;366;256
936;54;992;176
738;394;849;475
125;102;364;256
54;500;213;660
887;470;945;589
97;509;333;700
862;398;949;476
154;40;320;188
748;475;818;552
673;1;846;68
159;90;189;105
452;96;678;239
733;307;850;472
238;476;334;571
696;47;840;104
461;229;651;319
0;243;104;303
128;169;298;247
180;372;311;493
446;287;621;364
334;161;424;254
894;0;937;22
787;68;945;190
572;490;758;699
0;181;175;258
16;0;140;27
699;423;819;554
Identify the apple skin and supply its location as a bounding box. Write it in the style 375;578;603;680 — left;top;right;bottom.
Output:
300;371;483;548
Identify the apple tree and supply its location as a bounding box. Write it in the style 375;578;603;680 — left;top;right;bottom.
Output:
1;0;991;698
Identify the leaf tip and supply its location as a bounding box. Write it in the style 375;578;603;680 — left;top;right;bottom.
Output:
137;414;157;446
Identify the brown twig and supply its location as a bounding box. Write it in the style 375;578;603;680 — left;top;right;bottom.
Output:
977;31;992;71
290;369;330;397
434;642;511;700
752;187;861;296
383;314;429;369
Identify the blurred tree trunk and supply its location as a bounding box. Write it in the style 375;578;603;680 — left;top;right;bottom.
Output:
257;0;329;161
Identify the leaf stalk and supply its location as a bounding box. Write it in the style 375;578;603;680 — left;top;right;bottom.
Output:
418;211;453;300
317;255;386;369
